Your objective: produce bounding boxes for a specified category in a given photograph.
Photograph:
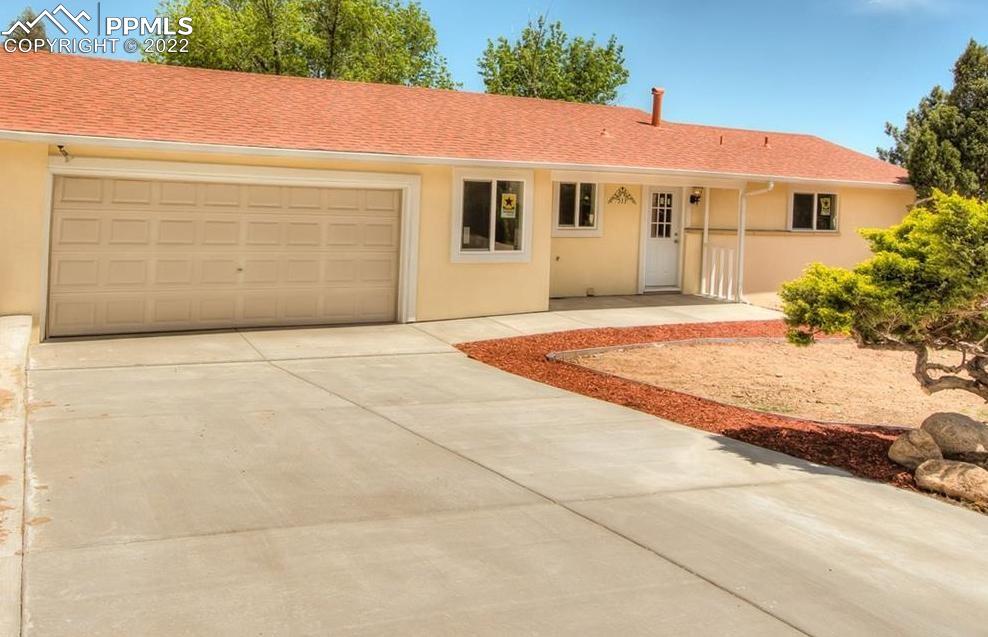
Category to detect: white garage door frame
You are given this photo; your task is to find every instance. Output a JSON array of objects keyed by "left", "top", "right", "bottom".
[{"left": 39, "top": 157, "right": 421, "bottom": 340}]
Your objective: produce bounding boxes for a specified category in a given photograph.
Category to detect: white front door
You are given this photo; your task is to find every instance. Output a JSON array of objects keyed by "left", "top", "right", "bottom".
[{"left": 644, "top": 188, "right": 680, "bottom": 287}]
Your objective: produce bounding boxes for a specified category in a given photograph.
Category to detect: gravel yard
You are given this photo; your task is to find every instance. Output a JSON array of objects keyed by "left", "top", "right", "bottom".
[{"left": 573, "top": 338, "right": 988, "bottom": 428}]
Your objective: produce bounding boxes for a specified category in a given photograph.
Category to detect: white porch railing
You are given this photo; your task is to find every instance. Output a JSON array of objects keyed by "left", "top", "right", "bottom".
[{"left": 701, "top": 245, "right": 736, "bottom": 301}]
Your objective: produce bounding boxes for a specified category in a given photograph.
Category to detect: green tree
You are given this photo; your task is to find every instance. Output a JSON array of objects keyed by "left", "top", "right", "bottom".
[
  {"left": 478, "top": 16, "right": 629, "bottom": 104},
  {"left": 879, "top": 40, "right": 988, "bottom": 198},
  {"left": 146, "top": 0, "right": 454, "bottom": 88},
  {"left": 4, "top": 7, "right": 50, "bottom": 51},
  {"left": 304, "top": 0, "right": 453, "bottom": 86},
  {"left": 781, "top": 192, "right": 988, "bottom": 401}
]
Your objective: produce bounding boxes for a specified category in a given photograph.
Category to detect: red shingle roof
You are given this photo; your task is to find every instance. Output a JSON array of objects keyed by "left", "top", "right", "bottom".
[{"left": 0, "top": 52, "right": 908, "bottom": 185}]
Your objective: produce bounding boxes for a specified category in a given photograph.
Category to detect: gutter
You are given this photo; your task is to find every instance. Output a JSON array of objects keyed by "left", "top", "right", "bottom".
[
  {"left": 736, "top": 181, "right": 775, "bottom": 302},
  {"left": 0, "top": 129, "right": 913, "bottom": 191}
]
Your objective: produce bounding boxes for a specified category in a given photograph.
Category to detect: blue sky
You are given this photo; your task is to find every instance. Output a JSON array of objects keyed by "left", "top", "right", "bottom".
[{"left": 4, "top": 0, "right": 987, "bottom": 155}]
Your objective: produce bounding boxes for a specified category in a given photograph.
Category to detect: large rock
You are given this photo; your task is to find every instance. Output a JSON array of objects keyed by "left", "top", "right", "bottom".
[
  {"left": 920, "top": 412, "right": 988, "bottom": 456},
  {"left": 914, "top": 459, "right": 988, "bottom": 504},
  {"left": 888, "top": 429, "right": 942, "bottom": 470}
]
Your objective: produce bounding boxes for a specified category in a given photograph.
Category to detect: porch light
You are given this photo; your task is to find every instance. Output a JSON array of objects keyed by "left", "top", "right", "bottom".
[{"left": 689, "top": 187, "right": 702, "bottom": 205}]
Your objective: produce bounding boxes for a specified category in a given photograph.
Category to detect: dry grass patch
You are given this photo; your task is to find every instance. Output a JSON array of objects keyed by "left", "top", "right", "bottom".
[{"left": 573, "top": 338, "right": 988, "bottom": 428}]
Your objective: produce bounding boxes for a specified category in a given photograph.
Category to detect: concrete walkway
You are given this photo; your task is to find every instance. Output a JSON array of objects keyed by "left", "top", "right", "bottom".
[{"left": 11, "top": 302, "right": 988, "bottom": 635}]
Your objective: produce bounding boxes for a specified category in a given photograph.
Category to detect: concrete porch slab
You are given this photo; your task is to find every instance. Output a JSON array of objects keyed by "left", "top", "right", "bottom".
[{"left": 551, "top": 307, "right": 700, "bottom": 328}]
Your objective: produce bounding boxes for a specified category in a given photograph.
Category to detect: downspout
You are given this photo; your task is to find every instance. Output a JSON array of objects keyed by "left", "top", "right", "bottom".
[{"left": 736, "top": 181, "right": 774, "bottom": 302}]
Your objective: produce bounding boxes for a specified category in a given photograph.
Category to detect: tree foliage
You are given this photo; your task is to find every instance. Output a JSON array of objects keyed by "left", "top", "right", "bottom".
[
  {"left": 4, "top": 7, "right": 50, "bottom": 51},
  {"left": 146, "top": 0, "right": 455, "bottom": 88},
  {"left": 478, "top": 16, "right": 629, "bottom": 104},
  {"left": 781, "top": 192, "right": 988, "bottom": 401},
  {"left": 879, "top": 40, "right": 988, "bottom": 198}
]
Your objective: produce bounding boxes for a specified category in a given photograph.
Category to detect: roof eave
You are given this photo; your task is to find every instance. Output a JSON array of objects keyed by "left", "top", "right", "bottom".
[{"left": 0, "top": 129, "right": 913, "bottom": 191}]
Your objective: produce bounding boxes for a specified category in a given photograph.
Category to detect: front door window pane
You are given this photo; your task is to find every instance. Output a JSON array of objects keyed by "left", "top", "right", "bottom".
[
  {"left": 494, "top": 180, "right": 523, "bottom": 251},
  {"left": 651, "top": 191, "right": 672, "bottom": 238},
  {"left": 461, "top": 180, "right": 491, "bottom": 250}
]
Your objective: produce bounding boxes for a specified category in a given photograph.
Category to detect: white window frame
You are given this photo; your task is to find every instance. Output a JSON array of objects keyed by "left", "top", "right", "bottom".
[
  {"left": 552, "top": 181, "right": 603, "bottom": 237},
  {"left": 788, "top": 190, "right": 839, "bottom": 232},
  {"left": 451, "top": 168, "right": 534, "bottom": 263}
]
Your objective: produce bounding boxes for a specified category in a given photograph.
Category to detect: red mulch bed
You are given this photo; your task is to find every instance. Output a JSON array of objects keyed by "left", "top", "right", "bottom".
[{"left": 457, "top": 320, "right": 915, "bottom": 490}]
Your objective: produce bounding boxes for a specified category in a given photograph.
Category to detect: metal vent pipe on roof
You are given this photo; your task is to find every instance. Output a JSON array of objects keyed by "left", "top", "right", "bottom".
[{"left": 650, "top": 87, "right": 664, "bottom": 127}]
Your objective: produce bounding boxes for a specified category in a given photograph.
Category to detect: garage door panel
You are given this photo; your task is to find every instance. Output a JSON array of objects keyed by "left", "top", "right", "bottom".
[
  {"left": 364, "top": 220, "right": 400, "bottom": 248},
  {"left": 203, "top": 220, "right": 239, "bottom": 244},
  {"left": 160, "top": 181, "right": 198, "bottom": 206},
  {"left": 110, "top": 179, "right": 153, "bottom": 205},
  {"left": 49, "top": 299, "right": 98, "bottom": 332},
  {"left": 286, "top": 222, "right": 321, "bottom": 245},
  {"left": 105, "top": 298, "right": 146, "bottom": 326},
  {"left": 55, "top": 216, "right": 102, "bottom": 245},
  {"left": 108, "top": 218, "right": 151, "bottom": 244},
  {"left": 357, "top": 288, "right": 398, "bottom": 321},
  {"left": 203, "top": 183, "right": 241, "bottom": 207},
  {"left": 155, "top": 259, "right": 194, "bottom": 285},
  {"left": 105, "top": 259, "right": 148, "bottom": 286},
  {"left": 157, "top": 219, "right": 197, "bottom": 244},
  {"left": 51, "top": 256, "right": 100, "bottom": 288},
  {"left": 58, "top": 177, "right": 103, "bottom": 204},
  {"left": 48, "top": 177, "right": 401, "bottom": 337}
]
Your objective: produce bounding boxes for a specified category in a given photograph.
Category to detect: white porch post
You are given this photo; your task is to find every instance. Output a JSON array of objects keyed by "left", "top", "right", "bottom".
[
  {"left": 734, "top": 181, "right": 775, "bottom": 302},
  {"left": 736, "top": 187, "right": 747, "bottom": 301},
  {"left": 700, "top": 187, "right": 711, "bottom": 295}
]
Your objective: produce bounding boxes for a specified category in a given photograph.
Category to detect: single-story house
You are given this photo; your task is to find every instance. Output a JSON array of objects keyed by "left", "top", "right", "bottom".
[{"left": 0, "top": 52, "right": 913, "bottom": 340}]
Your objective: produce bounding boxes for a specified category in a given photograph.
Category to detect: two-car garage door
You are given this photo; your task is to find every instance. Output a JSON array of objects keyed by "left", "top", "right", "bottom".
[{"left": 47, "top": 175, "right": 401, "bottom": 337}]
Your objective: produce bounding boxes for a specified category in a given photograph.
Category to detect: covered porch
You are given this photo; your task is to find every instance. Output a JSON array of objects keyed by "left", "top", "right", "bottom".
[{"left": 546, "top": 171, "right": 763, "bottom": 307}]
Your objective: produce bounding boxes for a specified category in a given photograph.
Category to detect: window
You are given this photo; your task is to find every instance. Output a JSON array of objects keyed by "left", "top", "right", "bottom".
[
  {"left": 791, "top": 192, "right": 837, "bottom": 231},
  {"left": 453, "top": 171, "right": 531, "bottom": 261},
  {"left": 650, "top": 191, "right": 674, "bottom": 238},
  {"left": 556, "top": 182, "right": 597, "bottom": 229}
]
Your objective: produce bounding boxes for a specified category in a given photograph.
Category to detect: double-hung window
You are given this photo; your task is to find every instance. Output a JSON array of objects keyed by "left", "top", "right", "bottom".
[
  {"left": 453, "top": 171, "right": 531, "bottom": 262},
  {"left": 553, "top": 182, "right": 601, "bottom": 237},
  {"left": 790, "top": 192, "right": 838, "bottom": 231}
]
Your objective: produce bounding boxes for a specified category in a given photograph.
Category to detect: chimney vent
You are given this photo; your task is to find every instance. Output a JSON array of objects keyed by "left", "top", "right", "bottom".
[{"left": 650, "top": 87, "right": 664, "bottom": 127}]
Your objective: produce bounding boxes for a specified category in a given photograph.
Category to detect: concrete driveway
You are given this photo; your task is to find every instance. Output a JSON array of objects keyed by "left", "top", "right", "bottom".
[{"left": 12, "top": 304, "right": 988, "bottom": 636}]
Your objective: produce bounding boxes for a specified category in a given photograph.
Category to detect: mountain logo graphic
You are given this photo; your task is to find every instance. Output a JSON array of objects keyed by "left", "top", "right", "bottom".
[{"left": 2, "top": 4, "right": 92, "bottom": 37}]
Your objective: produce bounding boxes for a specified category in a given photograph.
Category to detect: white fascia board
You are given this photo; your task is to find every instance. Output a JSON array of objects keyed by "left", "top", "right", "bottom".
[{"left": 3, "top": 129, "right": 913, "bottom": 191}]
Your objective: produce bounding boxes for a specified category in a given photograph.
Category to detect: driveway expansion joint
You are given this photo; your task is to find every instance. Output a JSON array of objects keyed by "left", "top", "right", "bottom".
[{"left": 264, "top": 356, "right": 814, "bottom": 636}]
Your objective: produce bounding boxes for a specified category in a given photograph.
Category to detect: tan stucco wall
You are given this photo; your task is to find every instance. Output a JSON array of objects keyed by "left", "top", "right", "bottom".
[
  {"left": 0, "top": 139, "right": 915, "bottom": 333},
  {"left": 0, "top": 141, "right": 49, "bottom": 336},
  {"left": 0, "top": 142, "right": 553, "bottom": 333},
  {"left": 549, "top": 184, "right": 642, "bottom": 297},
  {"left": 682, "top": 183, "right": 916, "bottom": 303}
]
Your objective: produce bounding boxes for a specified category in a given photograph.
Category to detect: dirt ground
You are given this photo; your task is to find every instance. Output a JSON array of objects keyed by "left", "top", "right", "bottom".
[{"left": 574, "top": 338, "right": 988, "bottom": 428}]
